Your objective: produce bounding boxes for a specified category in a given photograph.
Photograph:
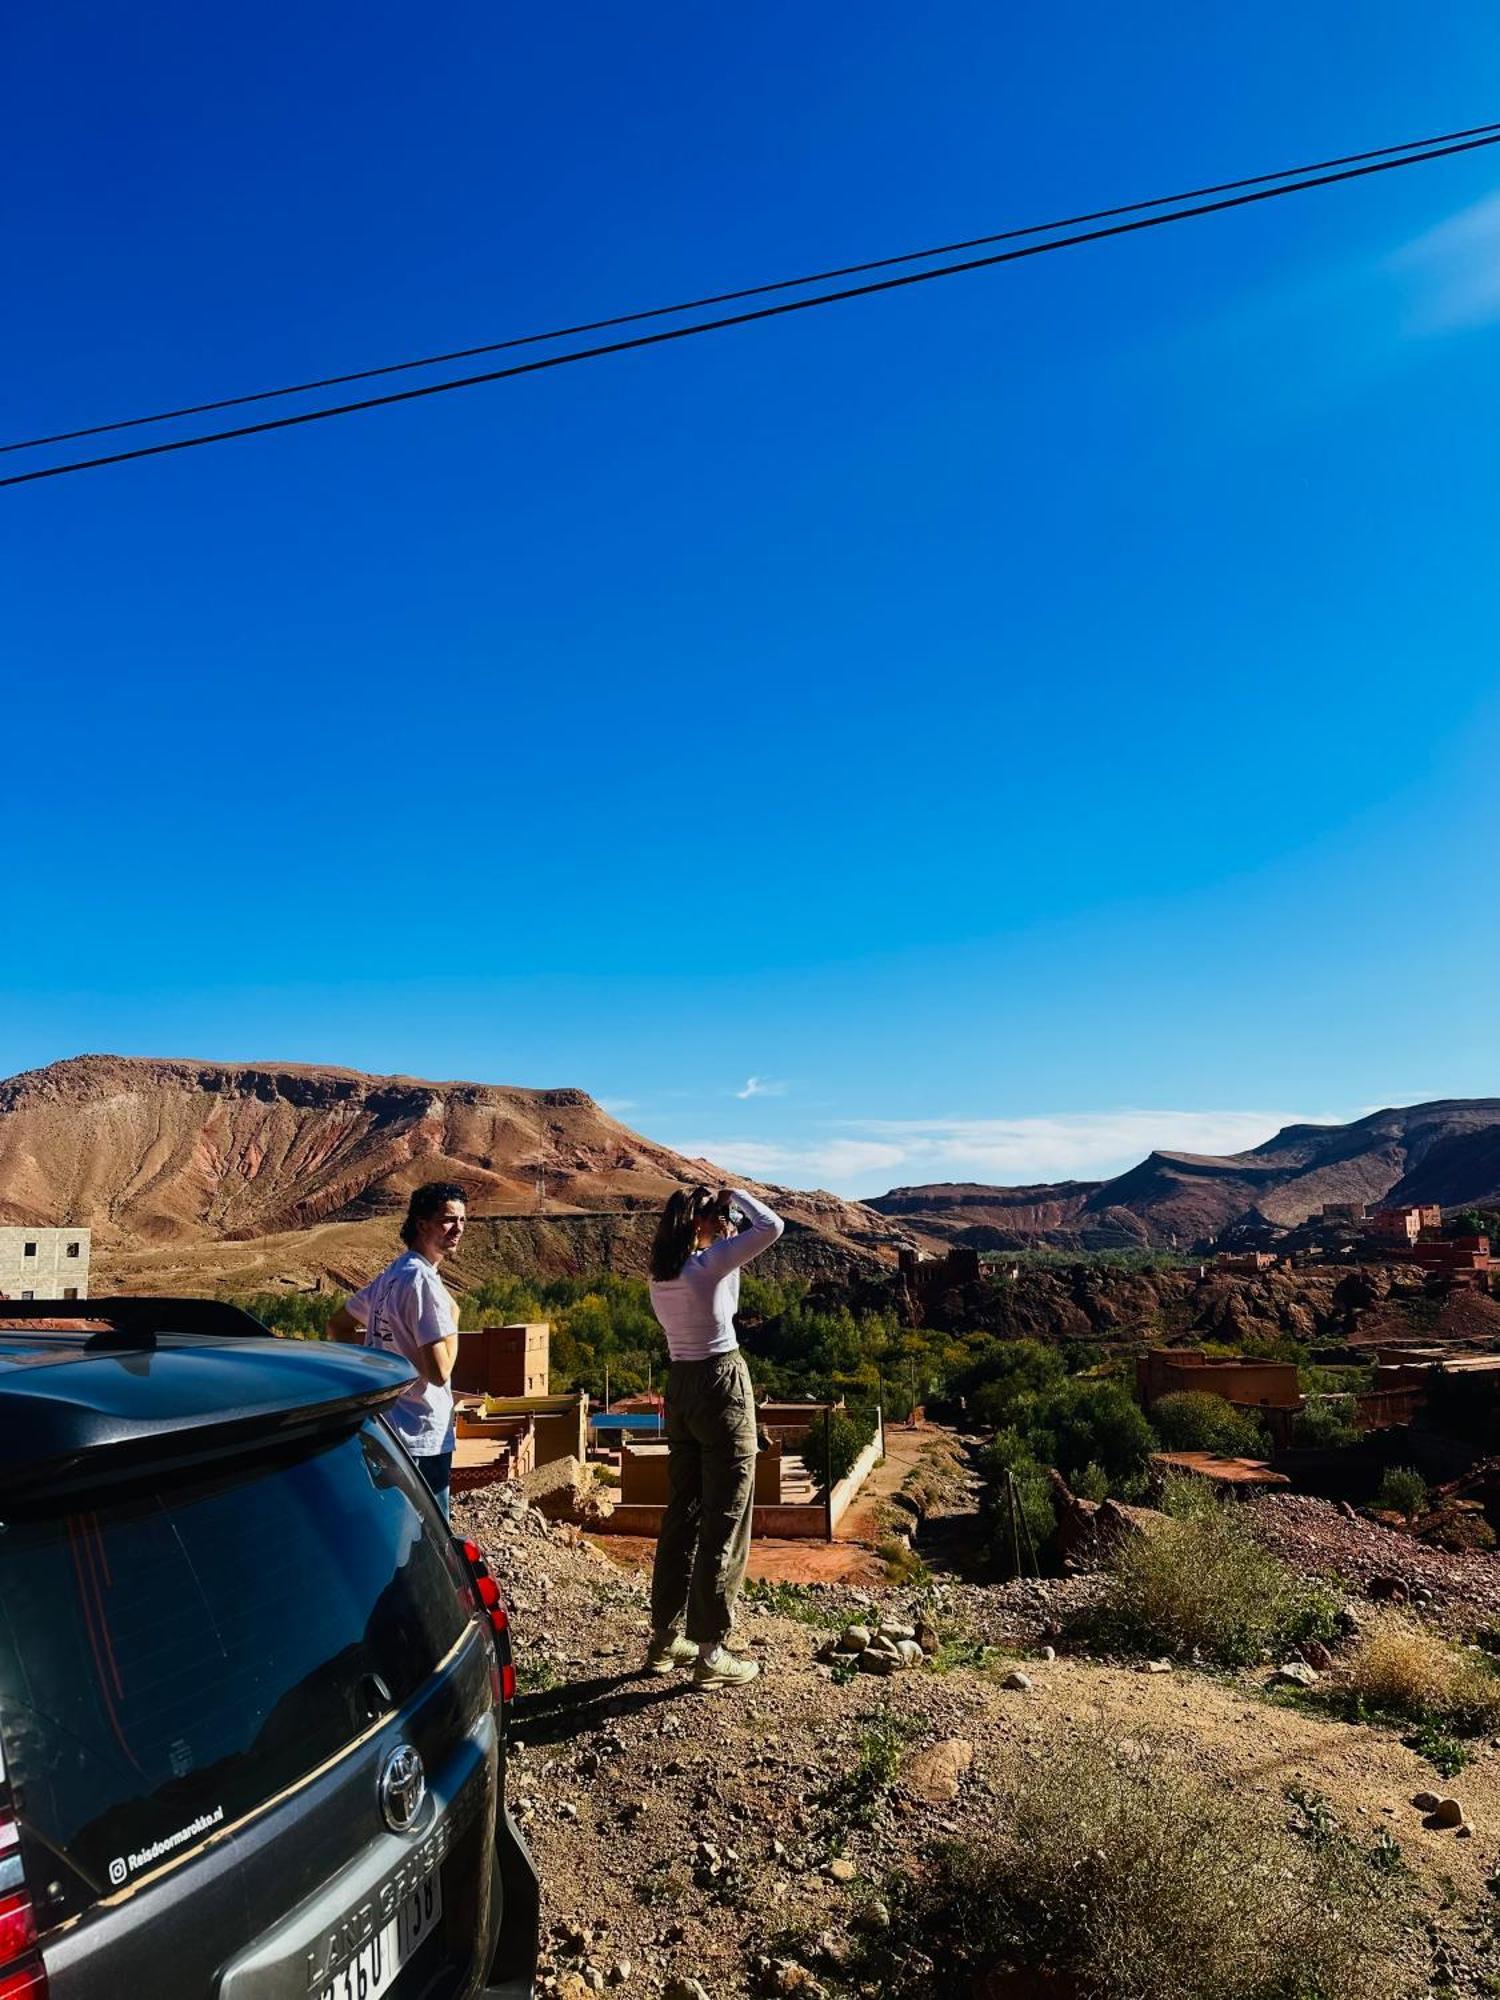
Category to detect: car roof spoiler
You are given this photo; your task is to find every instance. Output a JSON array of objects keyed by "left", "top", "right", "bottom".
[{"left": 0, "top": 1296, "right": 269, "bottom": 1346}]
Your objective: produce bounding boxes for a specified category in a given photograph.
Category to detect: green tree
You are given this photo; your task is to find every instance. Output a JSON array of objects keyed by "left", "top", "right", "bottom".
[
  {"left": 1048, "top": 1381, "right": 1156, "bottom": 1489},
  {"left": 1151, "top": 1390, "right": 1269, "bottom": 1458},
  {"left": 229, "top": 1291, "right": 345, "bottom": 1337}
]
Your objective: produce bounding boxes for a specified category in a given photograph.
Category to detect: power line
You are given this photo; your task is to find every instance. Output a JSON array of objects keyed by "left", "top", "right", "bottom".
[
  {"left": 7, "top": 116, "right": 1499, "bottom": 461},
  {"left": 8, "top": 125, "right": 1499, "bottom": 492}
]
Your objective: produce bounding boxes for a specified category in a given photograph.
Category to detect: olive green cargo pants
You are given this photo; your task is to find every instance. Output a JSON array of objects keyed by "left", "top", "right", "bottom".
[{"left": 649, "top": 1349, "right": 758, "bottom": 1648}]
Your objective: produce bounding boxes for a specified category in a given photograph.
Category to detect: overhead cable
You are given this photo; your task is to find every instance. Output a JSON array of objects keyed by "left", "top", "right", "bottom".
[
  {"left": 7, "top": 124, "right": 1499, "bottom": 490},
  {"left": 7, "top": 115, "right": 1500, "bottom": 461}
]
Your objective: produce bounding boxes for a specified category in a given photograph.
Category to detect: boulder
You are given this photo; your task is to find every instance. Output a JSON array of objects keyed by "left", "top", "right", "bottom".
[
  {"left": 520, "top": 1455, "right": 613, "bottom": 1525},
  {"left": 901, "top": 1738, "right": 974, "bottom": 1805},
  {"left": 1270, "top": 1662, "right": 1319, "bottom": 1689}
]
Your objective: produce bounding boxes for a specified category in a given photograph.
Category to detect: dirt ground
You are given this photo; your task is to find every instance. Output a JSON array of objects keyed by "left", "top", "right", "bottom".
[
  {"left": 597, "top": 1534, "right": 884, "bottom": 1585},
  {"left": 460, "top": 1468, "right": 1500, "bottom": 2000}
]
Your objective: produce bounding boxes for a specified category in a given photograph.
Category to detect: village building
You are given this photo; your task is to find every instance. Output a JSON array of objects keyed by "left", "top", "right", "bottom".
[
  {"left": 452, "top": 1321, "right": 550, "bottom": 1398},
  {"left": 1136, "top": 1347, "right": 1305, "bottom": 1451},
  {"left": 0, "top": 1225, "right": 90, "bottom": 1300},
  {"left": 448, "top": 1322, "right": 589, "bottom": 1496},
  {"left": 599, "top": 1398, "right": 885, "bottom": 1541},
  {"left": 1365, "top": 1204, "right": 1443, "bottom": 1246},
  {"left": 1316, "top": 1202, "right": 1366, "bottom": 1225}
]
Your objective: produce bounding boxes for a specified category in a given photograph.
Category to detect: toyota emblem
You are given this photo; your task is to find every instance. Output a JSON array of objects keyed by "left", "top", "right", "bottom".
[{"left": 378, "top": 1744, "right": 426, "bottom": 1834}]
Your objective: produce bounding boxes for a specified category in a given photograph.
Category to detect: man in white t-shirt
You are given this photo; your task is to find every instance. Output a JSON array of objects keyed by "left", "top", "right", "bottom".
[{"left": 327, "top": 1181, "right": 466, "bottom": 1517}]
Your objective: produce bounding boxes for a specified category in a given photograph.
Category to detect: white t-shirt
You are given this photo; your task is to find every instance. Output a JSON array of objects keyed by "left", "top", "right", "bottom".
[
  {"left": 345, "top": 1250, "right": 457, "bottom": 1455},
  {"left": 648, "top": 1188, "right": 784, "bottom": 1361}
]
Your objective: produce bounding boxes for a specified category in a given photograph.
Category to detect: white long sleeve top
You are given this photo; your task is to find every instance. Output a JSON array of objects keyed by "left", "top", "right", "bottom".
[{"left": 648, "top": 1188, "right": 785, "bottom": 1361}]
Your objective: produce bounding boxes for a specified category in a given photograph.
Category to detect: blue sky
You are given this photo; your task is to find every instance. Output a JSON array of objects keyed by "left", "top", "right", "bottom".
[{"left": 4, "top": 5, "right": 1499, "bottom": 1196}]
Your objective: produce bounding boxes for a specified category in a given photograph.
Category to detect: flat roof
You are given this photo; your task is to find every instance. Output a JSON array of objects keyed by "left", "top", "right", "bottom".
[{"left": 1153, "top": 1450, "right": 1290, "bottom": 1488}]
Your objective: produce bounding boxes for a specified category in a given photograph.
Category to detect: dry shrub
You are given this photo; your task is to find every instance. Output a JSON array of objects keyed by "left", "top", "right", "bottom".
[
  {"left": 1342, "top": 1612, "right": 1500, "bottom": 1731},
  {"left": 875, "top": 1536, "right": 930, "bottom": 1586},
  {"left": 1090, "top": 1493, "right": 1337, "bottom": 1666},
  {"left": 872, "top": 1728, "right": 1409, "bottom": 2000}
]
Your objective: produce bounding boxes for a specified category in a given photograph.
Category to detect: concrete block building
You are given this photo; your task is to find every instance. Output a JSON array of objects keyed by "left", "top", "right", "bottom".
[{"left": 0, "top": 1227, "right": 90, "bottom": 1300}]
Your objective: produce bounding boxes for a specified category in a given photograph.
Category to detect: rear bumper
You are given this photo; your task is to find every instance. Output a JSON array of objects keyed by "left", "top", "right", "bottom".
[{"left": 483, "top": 1806, "right": 540, "bottom": 1998}]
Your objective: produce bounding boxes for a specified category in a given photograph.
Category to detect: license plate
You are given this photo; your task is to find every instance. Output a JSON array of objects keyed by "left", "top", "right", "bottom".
[{"left": 318, "top": 1867, "right": 443, "bottom": 2000}]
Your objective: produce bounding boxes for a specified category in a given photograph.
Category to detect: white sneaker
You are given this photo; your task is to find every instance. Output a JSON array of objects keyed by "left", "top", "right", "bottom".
[
  {"left": 644, "top": 1632, "right": 699, "bottom": 1676},
  {"left": 692, "top": 1646, "right": 761, "bottom": 1692}
]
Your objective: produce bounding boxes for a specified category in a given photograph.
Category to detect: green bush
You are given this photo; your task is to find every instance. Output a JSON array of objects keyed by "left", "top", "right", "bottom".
[
  {"left": 1074, "top": 1459, "right": 1110, "bottom": 1502},
  {"left": 793, "top": 1406, "right": 877, "bottom": 1487},
  {"left": 1091, "top": 1493, "right": 1338, "bottom": 1667},
  {"left": 1292, "top": 1396, "right": 1359, "bottom": 1450},
  {"left": 1151, "top": 1389, "right": 1269, "bottom": 1458},
  {"left": 1375, "top": 1466, "right": 1427, "bottom": 1519},
  {"left": 1156, "top": 1468, "right": 1222, "bottom": 1521},
  {"left": 863, "top": 1727, "right": 1409, "bottom": 1999}
]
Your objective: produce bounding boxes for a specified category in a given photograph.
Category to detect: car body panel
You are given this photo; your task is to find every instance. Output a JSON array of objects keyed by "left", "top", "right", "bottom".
[
  {"left": 0, "top": 1329, "right": 413, "bottom": 1492},
  {"left": 0, "top": 1301, "right": 539, "bottom": 2000}
]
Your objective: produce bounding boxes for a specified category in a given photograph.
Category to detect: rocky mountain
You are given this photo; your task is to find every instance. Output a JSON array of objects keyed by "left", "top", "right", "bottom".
[
  {"left": 0, "top": 1055, "right": 900, "bottom": 1291},
  {"left": 869, "top": 1099, "right": 1500, "bottom": 1250}
]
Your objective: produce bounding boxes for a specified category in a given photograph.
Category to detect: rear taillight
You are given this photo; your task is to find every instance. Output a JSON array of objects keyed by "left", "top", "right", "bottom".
[
  {"left": 0, "top": 1804, "right": 46, "bottom": 1999},
  {"left": 457, "top": 1538, "right": 517, "bottom": 1706}
]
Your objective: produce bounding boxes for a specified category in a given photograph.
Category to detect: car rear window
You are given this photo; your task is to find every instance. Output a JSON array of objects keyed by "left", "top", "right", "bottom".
[{"left": 0, "top": 1418, "right": 469, "bottom": 1919}]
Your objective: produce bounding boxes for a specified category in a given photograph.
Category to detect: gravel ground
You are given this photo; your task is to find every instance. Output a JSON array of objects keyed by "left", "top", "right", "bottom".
[
  {"left": 458, "top": 1481, "right": 1500, "bottom": 2000},
  {"left": 1246, "top": 1493, "right": 1500, "bottom": 1634}
]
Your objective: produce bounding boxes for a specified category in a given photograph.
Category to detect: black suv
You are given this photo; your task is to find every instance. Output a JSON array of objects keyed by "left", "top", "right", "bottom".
[{"left": 0, "top": 1297, "right": 539, "bottom": 2000}]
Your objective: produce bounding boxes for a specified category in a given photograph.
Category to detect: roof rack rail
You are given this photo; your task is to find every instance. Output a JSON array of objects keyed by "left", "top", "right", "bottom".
[{"left": 0, "top": 1297, "right": 270, "bottom": 1342}]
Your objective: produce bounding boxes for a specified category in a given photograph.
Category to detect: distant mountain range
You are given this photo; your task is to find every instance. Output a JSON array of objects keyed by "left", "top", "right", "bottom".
[
  {"left": 3, "top": 1060, "right": 1498, "bottom": 1291},
  {"left": 0, "top": 1055, "right": 898, "bottom": 1293},
  {"left": 866, "top": 1099, "right": 1500, "bottom": 1250}
]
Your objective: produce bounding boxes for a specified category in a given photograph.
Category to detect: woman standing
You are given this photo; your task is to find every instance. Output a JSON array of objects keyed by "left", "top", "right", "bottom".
[{"left": 644, "top": 1184, "right": 783, "bottom": 1691}]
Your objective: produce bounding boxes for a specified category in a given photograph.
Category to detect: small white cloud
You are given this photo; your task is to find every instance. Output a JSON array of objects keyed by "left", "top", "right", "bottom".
[
  {"left": 1391, "top": 190, "right": 1500, "bottom": 335},
  {"left": 735, "top": 1076, "right": 788, "bottom": 1100},
  {"left": 598, "top": 1096, "right": 638, "bottom": 1116}
]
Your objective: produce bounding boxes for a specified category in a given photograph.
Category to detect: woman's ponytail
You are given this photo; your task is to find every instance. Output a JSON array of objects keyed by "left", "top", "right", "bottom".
[{"left": 650, "top": 1184, "right": 723, "bottom": 1281}]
